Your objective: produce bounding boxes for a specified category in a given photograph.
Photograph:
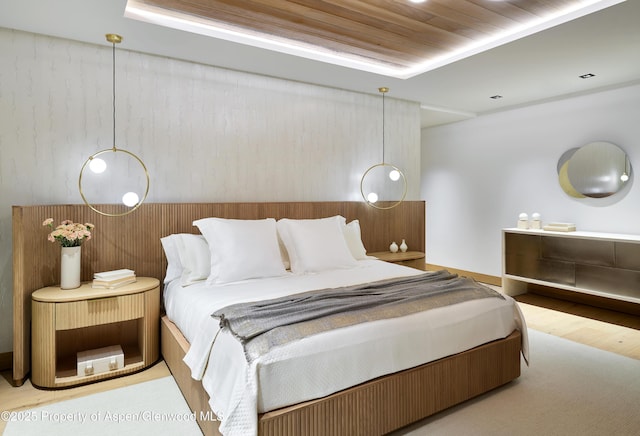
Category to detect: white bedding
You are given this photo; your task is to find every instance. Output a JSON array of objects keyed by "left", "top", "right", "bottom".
[{"left": 164, "top": 259, "right": 528, "bottom": 436}]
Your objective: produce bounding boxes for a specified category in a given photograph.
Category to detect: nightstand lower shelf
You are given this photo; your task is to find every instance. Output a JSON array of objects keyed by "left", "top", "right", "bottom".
[{"left": 54, "top": 334, "right": 144, "bottom": 383}]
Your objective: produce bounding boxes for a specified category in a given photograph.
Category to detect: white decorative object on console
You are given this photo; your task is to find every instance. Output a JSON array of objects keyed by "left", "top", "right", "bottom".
[
  {"left": 542, "top": 222, "right": 576, "bottom": 232},
  {"left": 530, "top": 213, "right": 542, "bottom": 229},
  {"left": 517, "top": 213, "right": 529, "bottom": 229}
]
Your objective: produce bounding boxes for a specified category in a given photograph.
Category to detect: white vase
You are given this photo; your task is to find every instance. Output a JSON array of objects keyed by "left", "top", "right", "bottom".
[
  {"left": 400, "top": 239, "right": 408, "bottom": 252},
  {"left": 389, "top": 241, "right": 399, "bottom": 253},
  {"left": 61, "top": 246, "right": 81, "bottom": 289}
]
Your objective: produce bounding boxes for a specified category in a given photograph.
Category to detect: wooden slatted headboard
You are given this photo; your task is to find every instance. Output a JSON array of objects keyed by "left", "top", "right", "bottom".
[{"left": 12, "top": 201, "right": 425, "bottom": 386}]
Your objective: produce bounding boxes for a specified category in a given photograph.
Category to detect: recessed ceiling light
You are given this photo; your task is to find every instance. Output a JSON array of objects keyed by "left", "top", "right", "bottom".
[
  {"left": 490, "top": 95, "right": 503, "bottom": 100},
  {"left": 408, "top": 0, "right": 427, "bottom": 3},
  {"left": 579, "top": 73, "right": 596, "bottom": 79}
]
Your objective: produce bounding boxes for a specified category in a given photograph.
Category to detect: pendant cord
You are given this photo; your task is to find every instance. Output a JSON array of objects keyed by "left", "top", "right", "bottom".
[
  {"left": 112, "top": 40, "right": 116, "bottom": 152},
  {"left": 378, "top": 87, "right": 388, "bottom": 164},
  {"left": 382, "top": 91, "right": 385, "bottom": 164}
]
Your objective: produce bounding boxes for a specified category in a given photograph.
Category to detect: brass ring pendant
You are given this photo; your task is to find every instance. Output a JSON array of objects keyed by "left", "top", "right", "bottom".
[
  {"left": 360, "top": 162, "right": 407, "bottom": 210},
  {"left": 78, "top": 148, "right": 150, "bottom": 217},
  {"left": 78, "top": 33, "right": 150, "bottom": 217},
  {"left": 361, "top": 87, "right": 406, "bottom": 210}
]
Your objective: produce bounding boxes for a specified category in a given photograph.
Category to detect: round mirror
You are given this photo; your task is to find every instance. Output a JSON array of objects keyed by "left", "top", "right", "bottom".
[{"left": 557, "top": 141, "right": 631, "bottom": 199}]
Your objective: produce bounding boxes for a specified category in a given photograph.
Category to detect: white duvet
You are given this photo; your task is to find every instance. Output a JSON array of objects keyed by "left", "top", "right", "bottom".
[{"left": 164, "top": 260, "right": 528, "bottom": 436}]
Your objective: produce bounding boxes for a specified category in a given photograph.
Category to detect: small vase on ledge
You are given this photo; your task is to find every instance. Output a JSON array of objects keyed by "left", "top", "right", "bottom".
[
  {"left": 60, "top": 246, "right": 81, "bottom": 289},
  {"left": 400, "top": 239, "right": 408, "bottom": 253},
  {"left": 389, "top": 241, "right": 399, "bottom": 253}
]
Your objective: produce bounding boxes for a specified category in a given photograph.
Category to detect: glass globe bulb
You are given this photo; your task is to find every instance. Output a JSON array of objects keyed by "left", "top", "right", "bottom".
[
  {"left": 89, "top": 158, "right": 107, "bottom": 174},
  {"left": 367, "top": 192, "right": 379, "bottom": 204},
  {"left": 389, "top": 169, "right": 400, "bottom": 181},
  {"left": 122, "top": 191, "right": 140, "bottom": 207},
  {"left": 621, "top": 173, "right": 629, "bottom": 182}
]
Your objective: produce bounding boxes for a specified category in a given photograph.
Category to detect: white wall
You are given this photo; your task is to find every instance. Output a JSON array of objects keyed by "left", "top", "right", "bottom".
[
  {"left": 421, "top": 82, "right": 640, "bottom": 277},
  {"left": 0, "top": 28, "right": 421, "bottom": 354}
]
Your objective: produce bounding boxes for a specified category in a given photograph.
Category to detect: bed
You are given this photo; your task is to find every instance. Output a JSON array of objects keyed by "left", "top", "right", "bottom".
[{"left": 12, "top": 201, "right": 526, "bottom": 436}]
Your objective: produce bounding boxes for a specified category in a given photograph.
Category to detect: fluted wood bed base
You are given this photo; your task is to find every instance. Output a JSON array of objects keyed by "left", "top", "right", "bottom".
[{"left": 162, "top": 316, "right": 521, "bottom": 436}]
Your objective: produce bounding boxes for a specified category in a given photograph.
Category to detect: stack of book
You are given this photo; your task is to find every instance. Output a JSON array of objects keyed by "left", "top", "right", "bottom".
[
  {"left": 92, "top": 269, "right": 136, "bottom": 289},
  {"left": 542, "top": 222, "right": 577, "bottom": 232}
]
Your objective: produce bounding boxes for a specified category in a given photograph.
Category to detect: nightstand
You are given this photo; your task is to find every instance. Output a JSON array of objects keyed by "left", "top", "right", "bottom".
[
  {"left": 369, "top": 251, "right": 426, "bottom": 271},
  {"left": 31, "top": 277, "right": 160, "bottom": 388}
]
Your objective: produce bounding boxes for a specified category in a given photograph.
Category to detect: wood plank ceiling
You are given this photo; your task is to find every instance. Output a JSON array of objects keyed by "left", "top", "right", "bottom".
[{"left": 128, "top": 0, "right": 583, "bottom": 70}]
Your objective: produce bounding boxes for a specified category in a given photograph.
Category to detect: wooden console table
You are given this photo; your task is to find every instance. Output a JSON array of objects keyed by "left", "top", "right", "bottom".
[{"left": 502, "top": 228, "right": 640, "bottom": 312}]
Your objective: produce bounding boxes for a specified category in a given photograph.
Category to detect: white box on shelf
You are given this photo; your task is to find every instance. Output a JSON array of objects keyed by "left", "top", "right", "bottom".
[{"left": 77, "top": 345, "right": 124, "bottom": 377}]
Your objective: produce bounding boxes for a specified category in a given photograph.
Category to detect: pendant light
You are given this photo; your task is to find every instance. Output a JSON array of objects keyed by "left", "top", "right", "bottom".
[
  {"left": 78, "top": 33, "right": 150, "bottom": 216},
  {"left": 360, "top": 87, "right": 407, "bottom": 210}
]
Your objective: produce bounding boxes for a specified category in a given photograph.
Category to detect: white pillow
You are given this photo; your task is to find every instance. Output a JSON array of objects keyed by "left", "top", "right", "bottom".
[
  {"left": 193, "top": 218, "right": 287, "bottom": 285},
  {"left": 343, "top": 220, "right": 368, "bottom": 260},
  {"left": 277, "top": 216, "right": 357, "bottom": 274},
  {"left": 174, "top": 234, "right": 211, "bottom": 286},
  {"left": 160, "top": 234, "right": 183, "bottom": 284}
]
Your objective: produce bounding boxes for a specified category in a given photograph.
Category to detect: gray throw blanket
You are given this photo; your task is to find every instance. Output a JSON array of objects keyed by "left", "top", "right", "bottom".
[{"left": 212, "top": 270, "right": 504, "bottom": 362}]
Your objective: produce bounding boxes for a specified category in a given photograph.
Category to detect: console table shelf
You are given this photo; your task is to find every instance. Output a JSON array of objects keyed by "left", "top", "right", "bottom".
[{"left": 502, "top": 228, "right": 640, "bottom": 307}]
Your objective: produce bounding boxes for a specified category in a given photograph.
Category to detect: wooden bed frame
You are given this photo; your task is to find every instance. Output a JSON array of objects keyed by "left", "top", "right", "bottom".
[
  {"left": 13, "top": 201, "right": 522, "bottom": 435},
  {"left": 162, "top": 317, "right": 521, "bottom": 435}
]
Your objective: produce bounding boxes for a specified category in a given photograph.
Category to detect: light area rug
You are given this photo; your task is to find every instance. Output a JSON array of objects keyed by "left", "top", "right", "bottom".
[
  {"left": 392, "top": 329, "right": 640, "bottom": 436},
  {"left": 5, "top": 330, "right": 640, "bottom": 436},
  {"left": 3, "top": 376, "right": 203, "bottom": 436}
]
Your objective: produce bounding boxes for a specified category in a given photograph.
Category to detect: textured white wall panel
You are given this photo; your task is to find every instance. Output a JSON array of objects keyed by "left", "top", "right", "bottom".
[{"left": 0, "top": 28, "right": 420, "bottom": 352}]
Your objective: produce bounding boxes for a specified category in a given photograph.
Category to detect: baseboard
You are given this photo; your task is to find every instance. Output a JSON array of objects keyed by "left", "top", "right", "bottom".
[
  {"left": 425, "top": 264, "right": 501, "bottom": 286},
  {"left": 0, "top": 351, "right": 12, "bottom": 372}
]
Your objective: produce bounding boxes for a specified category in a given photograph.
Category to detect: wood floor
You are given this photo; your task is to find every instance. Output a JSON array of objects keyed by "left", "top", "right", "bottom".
[
  {"left": 1, "top": 291, "right": 639, "bottom": 434},
  {"left": 514, "top": 292, "right": 640, "bottom": 360}
]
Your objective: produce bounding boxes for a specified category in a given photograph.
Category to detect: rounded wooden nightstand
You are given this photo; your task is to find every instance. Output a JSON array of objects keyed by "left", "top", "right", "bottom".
[
  {"left": 31, "top": 277, "right": 160, "bottom": 388},
  {"left": 369, "top": 251, "right": 426, "bottom": 271}
]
